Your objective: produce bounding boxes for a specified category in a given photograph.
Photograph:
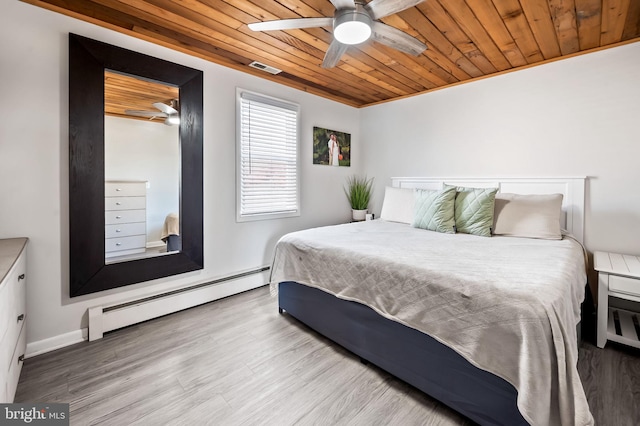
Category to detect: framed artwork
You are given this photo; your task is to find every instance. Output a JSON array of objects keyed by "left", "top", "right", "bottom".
[{"left": 313, "top": 126, "right": 351, "bottom": 167}]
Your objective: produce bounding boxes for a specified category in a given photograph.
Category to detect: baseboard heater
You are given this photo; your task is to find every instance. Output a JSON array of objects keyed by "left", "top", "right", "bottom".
[{"left": 88, "top": 266, "right": 270, "bottom": 341}]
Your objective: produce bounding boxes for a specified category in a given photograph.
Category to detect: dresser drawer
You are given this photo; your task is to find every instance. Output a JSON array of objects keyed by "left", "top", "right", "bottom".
[
  {"left": 105, "top": 182, "right": 146, "bottom": 197},
  {"left": 0, "top": 332, "right": 10, "bottom": 394},
  {"left": 105, "top": 223, "right": 146, "bottom": 239},
  {"left": 105, "top": 235, "right": 146, "bottom": 254},
  {"left": 609, "top": 275, "right": 640, "bottom": 297},
  {"left": 105, "top": 209, "right": 146, "bottom": 225},
  {"left": 105, "top": 196, "right": 146, "bottom": 211},
  {"left": 6, "top": 322, "right": 26, "bottom": 403},
  {"left": 0, "top": 250, "right": 26, "bottom": 353},
  {"left": 0, "top": 280, "right": 10, "bottom": 345},
  {"left": 5, "top": 274, "right": 26, "bottom": 368},
  {"left": 0, "top": 310, "right": 25, "bottom": 379}
]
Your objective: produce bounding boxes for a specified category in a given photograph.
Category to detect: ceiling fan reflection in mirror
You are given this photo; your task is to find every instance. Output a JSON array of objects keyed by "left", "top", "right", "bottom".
[
  {"left": 248, "top": 0, "right": 427, "bottom": 69},
  {"left": 125, "top": 99, "right": 180, "bottom": 126}
]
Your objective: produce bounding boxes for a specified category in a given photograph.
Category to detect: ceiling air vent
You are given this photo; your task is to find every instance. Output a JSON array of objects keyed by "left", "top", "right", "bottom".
[{"left": 248, "top": 61, "right": 282, "bottom": 75}]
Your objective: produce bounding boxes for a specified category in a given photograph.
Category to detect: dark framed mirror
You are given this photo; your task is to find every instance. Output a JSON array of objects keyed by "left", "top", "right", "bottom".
[{"left": 69, "top": 33, "right": 203, "bottom": 297}]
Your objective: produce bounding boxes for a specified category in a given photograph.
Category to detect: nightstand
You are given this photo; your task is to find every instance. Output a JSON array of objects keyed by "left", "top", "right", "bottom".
[{"left": 594, "top": 251, "right": 640, "bottom": 349}]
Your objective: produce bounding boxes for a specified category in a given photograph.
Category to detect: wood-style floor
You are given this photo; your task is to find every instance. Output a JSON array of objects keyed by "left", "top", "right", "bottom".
[{"left": 16, "top": 286, "right": 640, "bottom": 425}]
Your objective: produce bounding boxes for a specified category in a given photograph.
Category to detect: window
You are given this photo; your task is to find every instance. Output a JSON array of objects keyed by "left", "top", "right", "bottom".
[{"left": 237, "top": 89, "right": 300, "bottom": 221}]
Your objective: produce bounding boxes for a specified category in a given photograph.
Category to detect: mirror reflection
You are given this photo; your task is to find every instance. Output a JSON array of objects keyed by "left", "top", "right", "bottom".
[{"left": 104, "top": 71, "right": 181, "bottom": 263}]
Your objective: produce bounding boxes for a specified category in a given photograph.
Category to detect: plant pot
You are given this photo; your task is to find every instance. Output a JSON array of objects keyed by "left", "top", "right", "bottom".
[{"left": 352, "top": 209, "right": 367, "bottom": 222}]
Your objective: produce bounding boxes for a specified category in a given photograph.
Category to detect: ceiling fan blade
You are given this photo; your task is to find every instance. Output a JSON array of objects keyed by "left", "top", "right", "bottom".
[
  {"left": 329, "top": 0, "right": 356, "bottom": 10},
  {"left": 248, "top": 17, "right": 333, "bottom": 32},
  {"left": 365, "top": 0, "right": 425, "bottom": 20},
  {"left": 321, "top": 39, "right": 349, "bottom": 69},
  {"left": 124, "top": 110, "right": 168, "bottom": 118},
  {"left": 371, "top": 22, "right": 427, "bottom": 56},
  {"left": 152, "top": 102, "right": 178, "bottom": 115}
]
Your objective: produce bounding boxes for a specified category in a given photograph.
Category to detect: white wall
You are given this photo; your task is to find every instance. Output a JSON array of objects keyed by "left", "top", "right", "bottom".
[
  {"left": 105, "top": 116, "right": 179, "bottom": 244},
  {"left": 0, "top": 2, "right": 361, "bottom": 349},
  {"left": 361, "top": 42, "right": 640, "bottom": 256}
]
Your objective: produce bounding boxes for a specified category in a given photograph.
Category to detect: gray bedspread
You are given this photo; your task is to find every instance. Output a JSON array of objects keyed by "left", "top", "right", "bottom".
[{"left": 270, "top": 220, "right": 593, "bottom": 426}]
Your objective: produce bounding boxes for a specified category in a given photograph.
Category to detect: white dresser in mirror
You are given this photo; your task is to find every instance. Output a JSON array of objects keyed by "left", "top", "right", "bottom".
[
  {"left": 105, "top": 181, "right": 147, "bottom": 260},
  {"left": 0, "top": 238, "right": 27, "bottom": 403}
]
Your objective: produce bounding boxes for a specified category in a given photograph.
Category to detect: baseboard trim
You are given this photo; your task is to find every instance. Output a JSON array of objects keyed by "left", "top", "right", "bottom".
[
  {"left": 27, "top": 270, "right": 269, "bottom": 357},
  {"left": 26, "top": 328, "right": 88, "bottom": 359},
  {"left": 93, "top": 269, "right": 269, "bottom": 339},
  {"left": 146, "top": 240, "right": 165, "bottom": 249}
]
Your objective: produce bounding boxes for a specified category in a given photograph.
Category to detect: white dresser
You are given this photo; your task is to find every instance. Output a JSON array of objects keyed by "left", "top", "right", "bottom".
[
  {"left": 0, "top": 238, "right": 28, "bottom": 403},
  {"left": 105, "top": 181, "right": 147, "bottom": 259}
]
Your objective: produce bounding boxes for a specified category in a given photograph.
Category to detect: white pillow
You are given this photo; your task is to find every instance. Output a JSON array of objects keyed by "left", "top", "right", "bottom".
[
  {"left": 493, "top": 193, "right": 563, "bottom": 240},
  {"left": 380, "top": 186, "right": 415, "bottom": 224}
]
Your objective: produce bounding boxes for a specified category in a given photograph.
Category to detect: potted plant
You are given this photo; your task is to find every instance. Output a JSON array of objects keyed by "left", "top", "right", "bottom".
[{"left": 344, "top": 175, "right": 374, "bottom": 221}]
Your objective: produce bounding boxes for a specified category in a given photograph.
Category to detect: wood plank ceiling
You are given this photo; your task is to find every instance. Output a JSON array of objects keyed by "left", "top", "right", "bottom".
[
  {"left": 105, "top": 71, "right": 179, "bottom": 123},
  {"left": 24, "top": 0, "right": 640, "bottom": 107}
]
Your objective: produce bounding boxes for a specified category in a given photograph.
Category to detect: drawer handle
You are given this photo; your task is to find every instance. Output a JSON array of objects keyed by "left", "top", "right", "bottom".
[
  {"left": 116, "top": 229, "right": 122, "bottom": 233},
  {"left": 116, "top": 243, "right": 122, "bottom": 246},
  {"left": 18, "top": 355, "right": 24, "bottom": 364},
  {"left": 17, "top": 314, "right": 24, "bottom": 322},
  {"left": 116, "top": 202, "right": 122, "bottom": 205},
  {"left": 18, "top": 274, "right": 25, "bottom": 281},
  {"left": 116, "top": 188, "right": 122, "bottom": 191},
  {"left": 116, "top": 216, "right": 122, "bottom": 219}
]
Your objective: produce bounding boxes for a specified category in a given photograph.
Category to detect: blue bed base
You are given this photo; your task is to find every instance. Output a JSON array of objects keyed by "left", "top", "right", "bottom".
[{"left": 278, "top": 281, "right": 529, "bottom": 426}]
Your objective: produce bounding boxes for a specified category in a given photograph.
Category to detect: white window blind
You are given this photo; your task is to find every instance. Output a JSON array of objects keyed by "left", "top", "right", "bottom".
[{"left": 237, "top": 90, "right": 299, "bottom": 220}]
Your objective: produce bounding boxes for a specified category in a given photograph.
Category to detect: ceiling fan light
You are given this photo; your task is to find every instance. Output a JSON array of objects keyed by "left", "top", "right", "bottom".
[
  {"left": 334, "top": 21, "right": 371, "bottom": 45},
  {"left": 333, "top": 8, "right": 372, "bottom": 45},
  {"left": 167, "top": 115, "right": 180, "bottom": 125}
]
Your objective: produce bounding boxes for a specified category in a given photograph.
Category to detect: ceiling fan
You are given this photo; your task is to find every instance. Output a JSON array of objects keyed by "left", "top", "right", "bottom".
[
  {"left": 248, "top": 0, "right": 427, "bottom": 69},
  {"left": 125, "top": 100, "right": 180, "bottom": 126}
]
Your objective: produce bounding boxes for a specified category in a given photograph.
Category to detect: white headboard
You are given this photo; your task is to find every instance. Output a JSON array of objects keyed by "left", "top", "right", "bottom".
[{"left": 391, "top": 177, "right": 586, "bottom": 244}]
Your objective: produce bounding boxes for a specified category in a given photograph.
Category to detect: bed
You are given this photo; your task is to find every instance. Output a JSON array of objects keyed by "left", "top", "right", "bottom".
[
  {"left": 270, "top": 177, "right": 593, "bottom": 426},
  {"left": 161, "top": 212, "right": 181, "bottom": 252}
]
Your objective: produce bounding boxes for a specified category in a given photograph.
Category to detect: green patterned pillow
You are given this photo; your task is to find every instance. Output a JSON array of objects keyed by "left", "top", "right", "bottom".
[
  {"left": 412, "top": 186, "right": 456, "bottom": 233},
  {"left": 454, "top": 187, "right": 498, "bottom": 237}
]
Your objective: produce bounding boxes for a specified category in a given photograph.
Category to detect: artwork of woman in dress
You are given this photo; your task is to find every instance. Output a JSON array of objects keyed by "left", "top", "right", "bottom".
[
  {"left": 328, "top": 133, "right": 339, "bottom": 166},
  {"left": 313, "top": 127, "right": 351, "bottom": 167}
]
